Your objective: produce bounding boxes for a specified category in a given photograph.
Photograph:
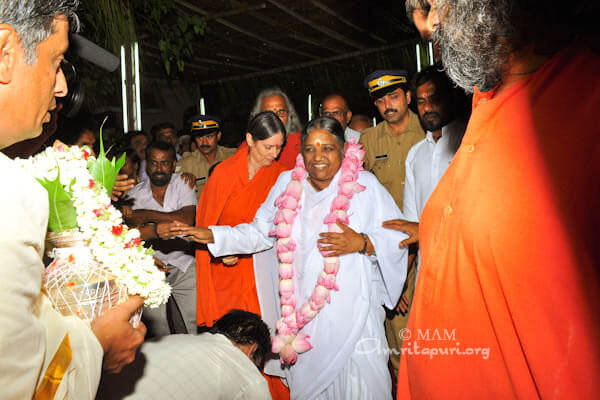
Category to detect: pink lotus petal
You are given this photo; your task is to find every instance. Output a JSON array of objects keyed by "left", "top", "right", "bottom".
[
  {"left": 323, "top": 257, "right": 340, "bottom": 274},
  {"left": 328, "top": 223, "right": 344, "bottom": 233},
  {"left": 272, "top": 335, "right": 286, "bottom": 353},
  {"left": 275, "top": 223, "right": 292, "bottom": 238},
  {"left": 280, "top": 279, "right": 294, "bottom": 297},
  {"left": 323, "top": 213, "right": 338, "bottom": 224},
  {"left": 317, "top": 272, "right": 339, "bottom": 291},
  {"left": 278, "top": 251, "right": 293, "bottom": 264},
  {"left": 286, "top": 180, "right": 303, "bottom": 200},
  {"left": 280, "top": 344, "right": 298, "bottom": 365},
  {"left": 311, "top": 285, "right": 331, "bottom": 304},
  {"left": 280, "top": 294, "right": 296, "bottom": 307},
  {"left": 282, "top": 314, "right": 298, "bottom": 331},
  {"left": 276, "top": 319, "right": 295, "bottom": 335},
  {"left": 281, "top": 304, "right": 295, "bottom": 317},
  {"left": 279, "top": 263, "right": 294, "bottom": 279},
  {"left": 299, "top": 303, "right": 319, "bottom": 322},
  {"left": 331, "top": 195, "right": 350, "bottom": 211},
  {"left": 278, "top": 196, "right": 298, "bottom": 210},
  {"left": 292, "top": 334, "right": 313, "bottom": 354},
  {"left": 308, "top": 298, "right": 325, "bottom": 311}
]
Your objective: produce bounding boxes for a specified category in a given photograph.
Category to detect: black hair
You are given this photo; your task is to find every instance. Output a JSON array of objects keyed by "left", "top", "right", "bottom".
[
  {"left": 412, "top": 65, "right": 454, "bottom": 103},
  {"left": 150, "top": 122, "right": 177, "bottom": 140},
  {"left": 301, "top": 116, "right": 345, "bottom": 148},
  {"left": 210, "top": 310, "right": 271, "bottom": 367},
  {"left": 247, "top": 111, "right": 286, "bottom": 141},
  {"left": 55, "top": 113, "right": 98, "bottom": 146},
  {"left": 145, "top": 140, "right": 176, "bottom": 162},
  {"left": 126, "top": 130, "right": 149, "bottom": 144}
]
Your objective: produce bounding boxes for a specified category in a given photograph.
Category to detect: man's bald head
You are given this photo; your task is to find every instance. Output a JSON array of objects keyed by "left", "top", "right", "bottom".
[{"left": 320, "top": 94, "right": 352, "bottom": 130}]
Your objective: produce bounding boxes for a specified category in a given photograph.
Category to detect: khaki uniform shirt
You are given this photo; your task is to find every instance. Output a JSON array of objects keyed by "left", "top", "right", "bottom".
[
  {"left": 177, "top": 145, "right": 236, "bottom": 198},
  {"left": 359, "top": 111, "right": 425, "bottom": 209}
]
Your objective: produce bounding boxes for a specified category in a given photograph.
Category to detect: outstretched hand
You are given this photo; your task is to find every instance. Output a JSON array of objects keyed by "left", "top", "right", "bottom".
[
  {"left": 382, "top": 219, "right": 419, "bottom": 248},
  {"left": 111, "top": 174, "right": 136, "bottom": 201},
  {"left": 168, "top": 221, "right": 214, "bottom": 244},
  {"left": 317, "top": 221, "right": 365, "bottom": 257},
  {"left": 91, "top": 296, "right": 146, "bottom": 373}
]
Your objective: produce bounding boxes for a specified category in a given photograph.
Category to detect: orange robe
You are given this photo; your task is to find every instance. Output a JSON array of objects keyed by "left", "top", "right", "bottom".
[
  {"left": 277, "top": 131, "right": 302, "bottom": 169},
  {"left": 398, "top": 47, "right": 600, "bottom": 398},
  {"left": 195, "top": 147, "right": 289, "bottom": 399}
]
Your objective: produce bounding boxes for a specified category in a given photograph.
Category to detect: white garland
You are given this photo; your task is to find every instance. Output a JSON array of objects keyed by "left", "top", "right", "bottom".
[{"left": 15, "top": 143, "right": 170, "bottom": 307}]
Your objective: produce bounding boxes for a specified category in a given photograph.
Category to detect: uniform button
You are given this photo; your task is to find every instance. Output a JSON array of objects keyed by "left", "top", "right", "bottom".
[
  {"left": 466, "top": 144, "right": 475, "bottom": 153},
  {"left": 444, "top": 205, "right": 453, "bottom": 217}
]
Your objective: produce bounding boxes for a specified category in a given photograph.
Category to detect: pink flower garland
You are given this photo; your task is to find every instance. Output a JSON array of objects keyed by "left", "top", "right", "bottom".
[{"left": 271, "top": 139, "right": 366, "bottom": 365}]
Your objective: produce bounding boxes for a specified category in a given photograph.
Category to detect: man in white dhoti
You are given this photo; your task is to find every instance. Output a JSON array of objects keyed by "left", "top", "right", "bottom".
[
  {"left": 0, "top": 2, "right": 145, "bottom": 398},
  {"left": 171, "top": 116, "right": 408, "bottom": 399}
]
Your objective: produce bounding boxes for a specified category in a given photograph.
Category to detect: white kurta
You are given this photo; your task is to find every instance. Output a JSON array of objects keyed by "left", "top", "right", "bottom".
[
  {"left": 209, "top": 169, "right": 408, "bottom": 400},
  {"left": 403, "top": 119, "right": 466, "bottom": 222},
  {"left": 0, "top": 153, "right": 103, "bottom": 399}
]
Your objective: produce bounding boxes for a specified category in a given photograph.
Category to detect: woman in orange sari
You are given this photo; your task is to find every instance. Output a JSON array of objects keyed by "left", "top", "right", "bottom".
[{"left": 195, "top": 111, "right": 289, "bottom": 399}]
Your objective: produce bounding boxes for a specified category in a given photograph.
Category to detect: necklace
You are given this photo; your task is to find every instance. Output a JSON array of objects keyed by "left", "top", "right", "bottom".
[{"left": 271, "top": 139, "right": 366, "bottom": 365}]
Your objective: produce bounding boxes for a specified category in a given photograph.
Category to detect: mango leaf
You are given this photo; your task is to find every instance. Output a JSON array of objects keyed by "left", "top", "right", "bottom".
[
  {"left": 88, "top": 116, "right": 126, "bottom": 197},
  {"left": 37, "top": 172, "right": 78, "bottom": 232}
]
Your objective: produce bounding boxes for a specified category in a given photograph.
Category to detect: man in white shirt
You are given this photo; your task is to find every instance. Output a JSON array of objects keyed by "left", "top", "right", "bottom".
[
  {"left": 0, "top": 2, "right": 145, "bottom": 398},
  {"left": 320, "top": 93, "right": 362, "bottom": 143},
  {"left": 96, "top": 310, "right": 272, "bottom": 400},
  {"left": 384, "top": 66, "right": 466, "bottom": 282},
  {"left": 404, "top": 66, "right": 466, "bottom": 223},
  {"left": 124, "top": 141, "right": 198, "bottom": 336}
]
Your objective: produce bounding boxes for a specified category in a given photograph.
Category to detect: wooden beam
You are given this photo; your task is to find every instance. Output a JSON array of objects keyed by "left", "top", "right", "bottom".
[
  {"left": 287, "top": 32, "right": 343, "bottom": 54},
  {"left": 174, "top": 0, "right": 320, "bottom": 60},
  {"left": 246, "top": 8, "right": 344, "bottom": 54},
  {"left": 201, "top": 38, "right": 418, "bottom": 85},
  {"left": 206, "top": 3, "right": 267, "bottom": 20},
  {"left": 310, "top": 0, "right": 387, "bottom": 44},
  {"left": 266, "top": 0, "right": 365, "bottom": 50},
  {"left": 141, "top": 44, "right": 261, "bottom": 72}
]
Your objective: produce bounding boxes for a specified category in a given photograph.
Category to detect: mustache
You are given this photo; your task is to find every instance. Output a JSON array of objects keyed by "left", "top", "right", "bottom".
[
  {"left": 423, "top": 112, "right": 441, "bottom": 119},
  {"left": 384, "top": 108, "right": 398, "bottom": 115},
  {"left": 199, "top": 145, "right": 212, "bottom": 149}
]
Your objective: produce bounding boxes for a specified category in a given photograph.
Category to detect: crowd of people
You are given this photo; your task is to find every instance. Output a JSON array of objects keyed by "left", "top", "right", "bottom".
[{"left": 0, "top": 0, "right": 598, "bottom": 399}]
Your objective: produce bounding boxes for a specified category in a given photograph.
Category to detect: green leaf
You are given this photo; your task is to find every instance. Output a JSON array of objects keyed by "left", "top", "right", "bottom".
[
  {"left": 177, "top": 17, "right": 188, "bottom": 34},
  {"left": 87, "top": 116, "right": 125, "bottom": 196},
  {"left": 37, "top": 173, "right": 78, "bottom": 232}
]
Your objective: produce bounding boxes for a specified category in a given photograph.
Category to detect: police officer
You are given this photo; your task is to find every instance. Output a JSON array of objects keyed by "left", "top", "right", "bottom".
[
  {"left": 177, "top": 115, "right": 236, "bottom": 198},
  {"left": 359, "top": 70, "right": 424, "bottom": 379},
  {"left": 359, "top": 70, "right": 425, "bottom": 209}
]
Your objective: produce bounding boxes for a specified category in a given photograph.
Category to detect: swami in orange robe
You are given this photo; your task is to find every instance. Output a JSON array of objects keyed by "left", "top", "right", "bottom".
[
  {"left": 195, "top": 144, "right": 289, "bottom": 399},
  {"left": 397, "top": 47, "right": 600, "bottom": 398}
]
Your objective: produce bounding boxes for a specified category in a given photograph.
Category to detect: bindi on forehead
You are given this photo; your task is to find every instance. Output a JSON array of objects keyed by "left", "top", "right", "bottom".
[{"left": 315, "top": 140, "right": 321, "bottom": 147}]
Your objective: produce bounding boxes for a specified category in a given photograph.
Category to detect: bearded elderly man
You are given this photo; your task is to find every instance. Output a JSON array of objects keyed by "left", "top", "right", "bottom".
[
  {"left": 248, "top": 87, "right": 304, "bottom": 169},
  {"left": 397, "top": 0, "right": 600, "bottom": 398},
  {"left": 0, "top": 1, "right": 145, "bottom": 398},
  {"left": 170, "top": 117, "right": 409, "bottom": 400}
]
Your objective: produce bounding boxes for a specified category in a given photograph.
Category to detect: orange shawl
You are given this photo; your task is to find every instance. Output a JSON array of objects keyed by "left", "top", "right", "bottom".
[{"left": 195, "top": 147, "right": 286, "bottom": 327}]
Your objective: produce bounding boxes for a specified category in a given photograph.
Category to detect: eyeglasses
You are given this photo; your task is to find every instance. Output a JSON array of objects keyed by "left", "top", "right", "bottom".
[
  {"left": 321, "top": 111, "right": 346, "bottom": 119},
  {"left": 268, "top": 109, "right": 288, "bottom": 117}
]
